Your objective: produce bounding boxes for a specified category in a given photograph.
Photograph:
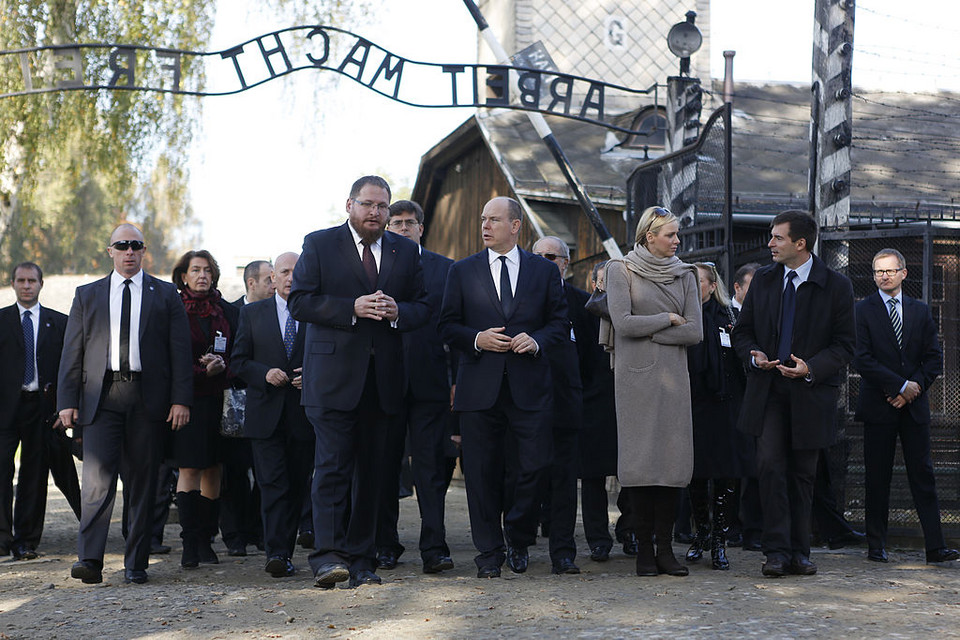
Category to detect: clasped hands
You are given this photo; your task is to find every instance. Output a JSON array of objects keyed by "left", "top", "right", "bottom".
[
  {"left": 887, "top": 380, "right": 921, "bottom": 409},
  {"left": 751, "top": 350, "right": 810, "bottom": 379},
  {"left": 477, "top": 327, "right": 537, "bottom": 354},
  {"left": 199, "top": 352, "right": 225, "bottom": 377},
  {"left": 266, "top": 367, "right": 303, "bottom": 389},
  {"left": 355, "top": 290, "right": 398, "bottom": 322}
]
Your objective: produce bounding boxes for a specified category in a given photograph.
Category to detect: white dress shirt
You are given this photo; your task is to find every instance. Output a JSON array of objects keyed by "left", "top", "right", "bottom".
[
  {"left": 17, "top": 301, "right": 40, "bottom": 391},
  {"left": 347, "top": 222, "right": 383, "bottom": 270},
  {"left": 487, "top": 246, "right": 520, "bottom": 299},
  {"left": 109, "top": 269, "right": 143, "bottom": 372}
]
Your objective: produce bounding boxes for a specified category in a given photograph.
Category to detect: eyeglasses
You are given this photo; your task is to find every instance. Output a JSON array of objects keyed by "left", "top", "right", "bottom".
[
  {"left": 352, "top": 199, "right": 390, "bottom": 213},
  {"left": 110, "top": 240, "right": 145, "bottom": 251},
  {"left": 387, "top": 219, "right": 420, "bottom": 229},
  {"left": 536, "top": 252, "right": 567, "bottom": 262},
  {"left": 653, "top": 207, "right": 671, "bottom": 217},
  {"left": 874, "top": 268, "right": 903, "bottom": 277}
]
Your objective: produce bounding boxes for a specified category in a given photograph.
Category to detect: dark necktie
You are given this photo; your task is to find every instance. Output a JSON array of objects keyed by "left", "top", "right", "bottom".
[
  {"left": 283, "top": 309, "right": 296, "bottom": 360},
  {"left": 888, "top": 298, "right": 903, "bottom": 348},
  {"left": 361, "top": 241, "right": 378, "bottom": 290},
  {"left": 499, "top": 255, "right": 513, "bottom": 317},
  {"left": 22, "top": 310, "right": 34, "bottom": 387},
  {"left": 120, "top": 279, "right": 132, "bottom": 374},
  {"left": 777, "top": 270, "right": 797, "bottom": 364}
]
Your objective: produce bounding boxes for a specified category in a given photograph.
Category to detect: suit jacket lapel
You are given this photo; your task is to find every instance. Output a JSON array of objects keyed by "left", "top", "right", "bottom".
[
  {"left": 37, "top": 307, "right": 53, "bottom": 356},
  {"left": 139, "top": 273, "right": 157, "bottom": 340},
  {"left": 7, "top": 305, "right": 24, "bottom": 350},
  {"left": 263, "top": 300, "right": 289, "bottom": 362},
  {"left": 378, "top": 232, "right": 397, "bottom": 290},
  {"left": 897, "top": 294, "right": 913, "bottom": 349},
  {"left": 92, "top": 276, "right": 112, "bottom": 359},
  {"left": 338, "top": 223, "right": 373, "bottom": 292},
  {"left": 510, "top": 250, "right": 535, "bottom": 321},
  {"left": 475, "top": 251, "right": 503, "bottom": 318}
]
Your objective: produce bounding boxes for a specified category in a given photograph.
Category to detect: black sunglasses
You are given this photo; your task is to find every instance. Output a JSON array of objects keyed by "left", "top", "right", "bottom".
[
  {"left": 111, "top": 240, "right": 145, "bottom": 251},
  {"left": 537, "top": 252, "right": 566, "bottom": 261}
]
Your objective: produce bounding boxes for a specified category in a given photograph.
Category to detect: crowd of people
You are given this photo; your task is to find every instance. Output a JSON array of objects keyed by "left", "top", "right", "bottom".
[{"left": 1, "top": 175, "right": 957, "bottom": 588}]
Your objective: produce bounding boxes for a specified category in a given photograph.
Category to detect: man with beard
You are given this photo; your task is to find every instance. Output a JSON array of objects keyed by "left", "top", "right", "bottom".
[{"left": 289, "top": 176, "right": 430, "bottom": 589}]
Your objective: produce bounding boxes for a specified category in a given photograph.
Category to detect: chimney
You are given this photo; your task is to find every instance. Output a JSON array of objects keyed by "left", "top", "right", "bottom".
[{"left": 723, "top": 50, "right": 736, "bottom": 104}]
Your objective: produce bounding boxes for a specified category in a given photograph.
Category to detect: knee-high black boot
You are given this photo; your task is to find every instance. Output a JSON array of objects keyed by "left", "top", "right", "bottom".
[
  {"left": 711, "top": 479, "right": 734, "bottom": 570},
  {"left": 628, "top": 487, "right": 657, "bottom": 576},
  {"left": 654, "top": 486, "right": 688, "bottom": 577},
  {"left": 177, "top": 490, "right": 200, "bottom": 569},
  {"left": 197, "top": 495, "right": 220, "bottom": 565},
  {"left": 686, "top": 479, "right": 711, "bottom": 562}
]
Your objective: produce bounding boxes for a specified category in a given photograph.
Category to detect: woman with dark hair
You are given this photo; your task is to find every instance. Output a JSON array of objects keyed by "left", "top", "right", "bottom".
[
  {"left": 603, "top": 206, "right": 702, "bottom": 577},
  {"left": 170, "top": 250, "right": 238, "bottom": 568},
  {"left": 684, "top": 262, "right": 750, "bottom": 570}
]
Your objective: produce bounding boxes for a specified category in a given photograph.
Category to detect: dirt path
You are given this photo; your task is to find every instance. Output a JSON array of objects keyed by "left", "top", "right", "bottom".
[{"left": 1, "top": 478, "right": 959, "bottom": 639}]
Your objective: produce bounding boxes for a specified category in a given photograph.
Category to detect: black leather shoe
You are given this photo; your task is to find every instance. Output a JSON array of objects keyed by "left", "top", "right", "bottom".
[
  {"left": 827, "top": 530, "right": 866, "bottom": 550},
  {"left": 150, "top": 543, "right": 172, "bottom": 555},
  {"left": 926, "top": 547, "right": 960, "bottom": 563},
  {"left": 788, "top": 556, "right": 818, "bottom": 575},
  {"left": 297, "top": 530, "right": 314, "bottom": 548},
  {"left": 621, "top": 533, "right": 639, "bottom": 557},
  {"left": 761, "top": 557, "right": 787, "bottom": 577},
  {"left": 867, "top": 548, "right": 889, "bottom": 563},
  {"left": 423, "top": 555, "right": 454, "bottom": 574},
  {"left": 11, "top": 544, "right": 38, "bottom": 561},
  {"left": 477, "top": 565, "right": 501, "bottom": 579},
  {"left": 589, "top": 545, "right": 611, "bottom": 562},
  {"left": 265, "top": 556, "right": 296, "bottom": 578},
  {"left": 314, "top": 562, "right": 350, "bottom": 589},
  {"left": 742, "top": 538, "right": 763, "bottom": 552},
  {"left": 124, "top": 569, "right": 148, "bottom": 584},
  {"left": 377, "top": 550, "right": 398, "bottom": 570},
  {"left": 71, "top": 560, "right": 103, "bottom": 584},
  {"left": 348, "top": 569, "right": 382, "bottom": 588},
  {"left": 226, "top": 544, "right": 247, "bottom": 557},
  {"left": 552, "top": 558, "right": 581, "bottom": 575},
  {"left": 506, "top": 546, "right": 529, "bottom": 574}
]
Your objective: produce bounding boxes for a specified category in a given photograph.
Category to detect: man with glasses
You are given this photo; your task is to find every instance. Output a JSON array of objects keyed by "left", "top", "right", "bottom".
[
  {"left": 853, "top": 248, "right": 958, "bottom": 565},
  {"left": 529, "top": 236, "right": 585, "bottom": 575},
  {"left": 58, "top": 223, "right": 192, "bottom": 585},
  {"left": 375, "top": 200, "right": 458, "bottom": 574},
  {"left": 289, "top": 176, "right": 429, "bottom": 589}
]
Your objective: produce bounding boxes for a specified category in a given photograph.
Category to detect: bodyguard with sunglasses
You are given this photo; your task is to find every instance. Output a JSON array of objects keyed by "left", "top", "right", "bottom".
[{"left": 58, "top": 223, "right": 193, "bottom": 585}]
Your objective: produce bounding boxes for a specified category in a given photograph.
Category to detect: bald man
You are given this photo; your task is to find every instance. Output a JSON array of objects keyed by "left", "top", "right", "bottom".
[{"left": 58, "top": 223, "right": 192, "bottom": 585}]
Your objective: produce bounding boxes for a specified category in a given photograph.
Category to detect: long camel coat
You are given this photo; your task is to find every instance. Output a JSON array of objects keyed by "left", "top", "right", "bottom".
[{"left": 604, "top": 249, "right": 702, "bottom": 488}]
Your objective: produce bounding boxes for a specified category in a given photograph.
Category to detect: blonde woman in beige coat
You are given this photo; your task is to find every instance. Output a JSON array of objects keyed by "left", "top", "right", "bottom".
[{"left": 602, "top": 206, "right": 702, "bottom": 577}]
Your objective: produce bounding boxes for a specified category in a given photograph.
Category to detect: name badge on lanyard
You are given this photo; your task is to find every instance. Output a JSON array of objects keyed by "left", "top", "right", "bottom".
[
  {"left": 213, "top": 330, "right": 227, "bottom": 354},
  {"left": 719, "top": 327, "right": 732, "bottom": 348}
]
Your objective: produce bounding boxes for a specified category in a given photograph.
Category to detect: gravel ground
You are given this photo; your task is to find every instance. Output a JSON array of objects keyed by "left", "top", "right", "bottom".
[{"left": 2, "top": 475, "right": 960, "bottom": 640}]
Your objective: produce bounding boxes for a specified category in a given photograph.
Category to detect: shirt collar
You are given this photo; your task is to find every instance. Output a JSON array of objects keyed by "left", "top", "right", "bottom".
[
  {"left": 785, "top": 255, "right": 813, "bottom": 282},
  {"left": 487, "top": 245, "right": 520, "bottom": 266},
  {"left": 111, "top": 269, "right": 144, "bottom": 288},
  {"left": 274, "top": 292, "right": 289, "bottom": 314},
  {"left": 878, "top": 289, "right": 902, "bottom": 306},
  {"left": 347, "top": 222, "right": 382, "bottom": 249},
  {"left": 16, "top": 301, "right": 40, "bottom": 316}
]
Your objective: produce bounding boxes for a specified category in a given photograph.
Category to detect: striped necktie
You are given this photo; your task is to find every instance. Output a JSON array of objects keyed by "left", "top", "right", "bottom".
[{"left": 888, "top": 298, "right": 902, "bottom": 348}]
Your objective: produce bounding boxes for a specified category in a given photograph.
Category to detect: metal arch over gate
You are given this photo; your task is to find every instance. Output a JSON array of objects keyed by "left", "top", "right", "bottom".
[{"left": 0, "top": 25, "right": 658, "bottom": 137}]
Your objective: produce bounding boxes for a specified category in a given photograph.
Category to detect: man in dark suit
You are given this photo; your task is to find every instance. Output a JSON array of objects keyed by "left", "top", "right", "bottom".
[
  {"left": 289, "top": 175, "right": 430, "bottom": 589},
  {"left": 232, "top": 252, "right": 314, "bottom": 578},
  {"left": 439, "top": 196, "right": 567, "bottom": 578},
  {"left": 0, "top": 262, "right": 78, "bottom": 560},
  {"left": 529, "top": 236, "right": 584, "bottom": 575},
  {"left": 853, "top": 248, "right": 958, "bottom": 565},
  {"left": 219, "top": 259, "right": 273, "bottom": 557},
  {"left": 732, "top": 210, "right": 855, "bottom": 578},
  {"left": 376, "top": 200, "right": 458, "bottom": 574},
  {"left": 233, "top": 260, "right": 275, "bottom": 307},
  {"left": 58, "top": 223, "right": 193, "bottom": 585}
]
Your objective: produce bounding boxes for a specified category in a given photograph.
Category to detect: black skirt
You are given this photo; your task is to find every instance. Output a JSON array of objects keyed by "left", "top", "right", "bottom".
[{"left": 169, "top": 393, "right": 223, "bottom": 469}]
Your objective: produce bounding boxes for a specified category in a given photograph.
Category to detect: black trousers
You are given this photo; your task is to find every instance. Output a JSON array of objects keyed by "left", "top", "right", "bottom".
[
  {"left": 538, "top": 428, "right": 579, "bottom": 564},
  {"left": 864, "top": 415, "right": 946, "bottom": 551},
  {"left": 755, "top": 380, "right": 819, "bottom": 562},
  {"left": 78, "top": 379, "right": 162, "bottom": 571},
  {"left": 307, "top": 360, "right": 390, "bottom": 575},
  {"left": 219, "top": 436, "right": 262, "bottom": 548},
  {"left": 580, "top": 477, "right": 614, "bottom": 551},
  {"left": 250, "top": 407, "right": 314, "bottom": 560},
  {"left": 460, "top": 376, "right": 549, "bottom": 570},
  {"left": 0, "top": 392, "right": 46, "bottom": 551},
  {"left": 43, "top": 426, "right": 82, "bottom": 522}
]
